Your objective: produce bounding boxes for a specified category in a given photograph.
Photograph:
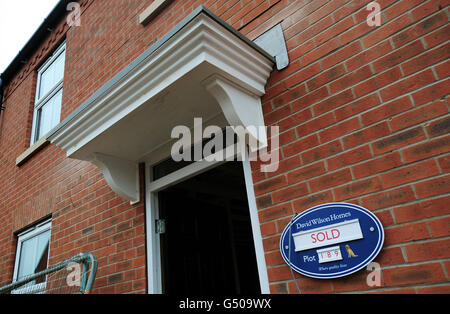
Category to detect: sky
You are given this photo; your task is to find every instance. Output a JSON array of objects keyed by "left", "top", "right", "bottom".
[{"left": 0, "top": 0, "right": 60, "bottom": 73}]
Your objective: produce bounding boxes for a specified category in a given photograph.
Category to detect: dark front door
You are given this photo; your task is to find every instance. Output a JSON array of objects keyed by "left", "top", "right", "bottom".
[{"left": 158, "top": 162, "right": 261, "bottom": 295}]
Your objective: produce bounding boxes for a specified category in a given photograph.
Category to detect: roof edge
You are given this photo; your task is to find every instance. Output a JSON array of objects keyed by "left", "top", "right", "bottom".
[{"left": 0, "top": 0, "right": 70, "bottom": 85}]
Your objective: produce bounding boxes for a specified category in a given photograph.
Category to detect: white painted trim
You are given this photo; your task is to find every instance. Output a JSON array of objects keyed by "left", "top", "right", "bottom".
[
  {"left": 148, "top": 144, "right": 241, "bottom": 193},
  {"left": 202, "top": 75, "right": 268, "bottom": 150},
  {"left": 91, "top": 153, "right": 140, "bottom": 203},
  {"left": 145, "top": 165, "right": 163, "bottom": 294},
  {"left": 148, "top": 159, "right": 224, "bottom": 193},
  {"left": 145, "top": 148, "right": 270, "bottom": 294},
  {"left": 242, "top": 152, "right": 270, "bottom": 294}
]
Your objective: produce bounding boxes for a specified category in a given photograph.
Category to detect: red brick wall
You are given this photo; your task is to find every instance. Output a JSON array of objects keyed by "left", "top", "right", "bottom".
[
  {"left": 0, "top": 0, "right": 449, "bottom": 294},
  {"left": 253, "top": 0, "right": 450, "bottom": 293}
]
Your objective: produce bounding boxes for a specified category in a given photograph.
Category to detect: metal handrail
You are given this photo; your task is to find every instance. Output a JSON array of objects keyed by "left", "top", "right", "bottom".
[{"left": 0, "top": 252, "right": 98, "bottom": 294}]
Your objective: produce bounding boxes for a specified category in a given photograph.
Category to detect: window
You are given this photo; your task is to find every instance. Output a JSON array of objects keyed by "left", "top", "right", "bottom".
[
  {"left": 31, "top": 42, "right": 65, "bottom": 144},
  {"left": 13, "top": 220, "right": 51, "bottom": 294}
]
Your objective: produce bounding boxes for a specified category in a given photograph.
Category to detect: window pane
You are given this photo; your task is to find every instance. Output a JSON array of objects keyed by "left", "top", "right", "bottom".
[
  {"left": 39, "top": 68, "right": 53, "bottom": 100},
  {"left": 53, "top": 50, "right": 65, "bottom": 83},
  {"left": 17, "top": 230, "right": 50, "bottom": 281},
  {"left": 17, "top": 237, "right": 37, "bottom": 280},
  {"left": 38, "top": 50, "right": 65, "bottom": 100},
  {"left": 37, "top": 89, "right": 62, "bottom": 139},
  {"left": 34, "top": 232, "right": 50, "bottom": 283}
]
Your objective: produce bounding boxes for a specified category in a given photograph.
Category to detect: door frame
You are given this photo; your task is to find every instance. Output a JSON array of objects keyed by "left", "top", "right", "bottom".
[{"left": 144, "top": 147, "right": 270, "bottom": 294}]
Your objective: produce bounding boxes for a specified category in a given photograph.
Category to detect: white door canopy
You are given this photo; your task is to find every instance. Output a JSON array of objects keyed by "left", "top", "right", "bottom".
[{"left": 48, "top": 6, "right": 275, "bottom": 202}]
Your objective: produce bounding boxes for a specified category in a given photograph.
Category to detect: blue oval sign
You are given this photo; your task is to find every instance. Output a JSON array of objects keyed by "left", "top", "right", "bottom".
[{"left": 280, "top": 203, "right": 384, "bottom": 279}]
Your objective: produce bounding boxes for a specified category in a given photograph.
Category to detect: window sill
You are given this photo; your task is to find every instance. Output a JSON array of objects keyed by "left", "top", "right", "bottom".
[
  {"left": 16, "top": 137, "right": 49, "bottom": 167},
  {"left": 139, "top": 0, "right": 172, "bottom": 25}
]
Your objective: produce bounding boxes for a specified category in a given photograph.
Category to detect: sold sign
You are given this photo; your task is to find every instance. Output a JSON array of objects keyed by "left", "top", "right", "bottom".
[
  {"left": 280, "top": 203, "right": 384, "bottom": 279},
  {"left": 292, "top": 219, "right": 363, "bottom": 252}
]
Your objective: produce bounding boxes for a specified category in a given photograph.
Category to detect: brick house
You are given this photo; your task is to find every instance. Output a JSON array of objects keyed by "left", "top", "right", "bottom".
[{"left": 0, "top": 0, "right": 448, "bottom": 294}]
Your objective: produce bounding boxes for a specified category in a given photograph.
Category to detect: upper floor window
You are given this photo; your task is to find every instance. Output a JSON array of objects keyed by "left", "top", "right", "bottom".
[{"left": 31, "top": 42, "right": 65, "bottom": 144}]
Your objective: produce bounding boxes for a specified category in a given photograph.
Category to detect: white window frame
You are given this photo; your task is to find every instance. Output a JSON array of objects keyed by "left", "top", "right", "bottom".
[
  {"left": 30, "top": 42, "right": 66, "bottom": 145},
  {"left": 12, "top": 219, "right": 52, "bottom": 294},
  {"left": 145, "top": 146, "right": 270, "bottom": 294}
]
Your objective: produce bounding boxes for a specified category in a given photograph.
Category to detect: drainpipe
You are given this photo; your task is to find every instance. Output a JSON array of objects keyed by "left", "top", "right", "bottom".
[
  {"left": 0, "top": 77, "right": 4, "bottom": 111},
  {"left": 0, "top": 76, "right": 5, "bottom": 141}
]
